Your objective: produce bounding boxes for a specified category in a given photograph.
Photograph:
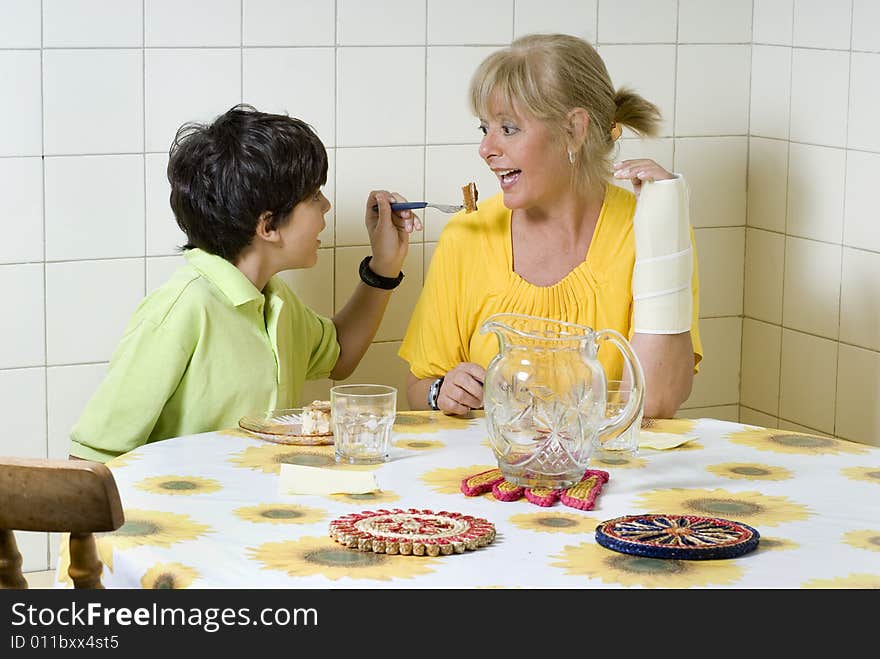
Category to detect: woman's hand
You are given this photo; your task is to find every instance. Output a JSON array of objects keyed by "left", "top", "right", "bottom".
[
  {"left": 364, "top": 190, "right": 423, "bottom": 278},
  {"left": 438, "top": 362, "right": 486, "bottom": 416},
  {"left": 612, "top": 159, "right": 675, "bottom": 198}
]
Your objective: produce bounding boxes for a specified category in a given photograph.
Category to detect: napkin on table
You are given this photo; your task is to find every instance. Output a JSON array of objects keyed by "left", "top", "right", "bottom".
[
  {"left": 279, "top": 464, "right": 378, "bottom": 495},
  {"left": 638, "top": 431, "right": 698, "bottom": 450}
]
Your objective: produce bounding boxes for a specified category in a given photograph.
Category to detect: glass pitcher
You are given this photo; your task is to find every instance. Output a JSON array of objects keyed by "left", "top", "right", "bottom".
[{"left": 480, "top": 313, "right": 644, "bottom": 489}]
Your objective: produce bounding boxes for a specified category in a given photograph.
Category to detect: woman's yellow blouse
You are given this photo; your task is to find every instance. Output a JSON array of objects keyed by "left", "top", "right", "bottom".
[{"left": 399, "top": 185, "right": 703, "bottom": 381}]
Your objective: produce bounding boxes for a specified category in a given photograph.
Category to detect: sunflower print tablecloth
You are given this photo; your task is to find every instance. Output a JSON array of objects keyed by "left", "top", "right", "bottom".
[{"left": 54, "top": 413, "right": 880, "bottom": 589}]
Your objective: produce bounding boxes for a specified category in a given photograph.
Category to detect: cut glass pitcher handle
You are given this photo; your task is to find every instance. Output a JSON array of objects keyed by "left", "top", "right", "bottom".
[{"left": 594, "top": 328, "right": 646, "bottom": 444}]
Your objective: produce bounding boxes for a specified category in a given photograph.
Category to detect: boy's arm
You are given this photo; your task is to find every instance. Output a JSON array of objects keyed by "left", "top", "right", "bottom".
[{"left": 330, "top": 190, "right": 419, "bottom": 380}]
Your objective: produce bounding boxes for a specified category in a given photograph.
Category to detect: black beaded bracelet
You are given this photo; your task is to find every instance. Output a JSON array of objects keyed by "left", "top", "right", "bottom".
[{"left": 359, "top": 256, "right": 404, "bottom": 290}]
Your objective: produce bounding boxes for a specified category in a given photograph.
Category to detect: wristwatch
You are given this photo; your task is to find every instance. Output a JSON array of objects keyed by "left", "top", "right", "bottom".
[
  {"left": 359, "top": 256, "right": 404, "bottom": 290},
  {"left": 427, "top": 376, "right": 444, "bottom": 411}
]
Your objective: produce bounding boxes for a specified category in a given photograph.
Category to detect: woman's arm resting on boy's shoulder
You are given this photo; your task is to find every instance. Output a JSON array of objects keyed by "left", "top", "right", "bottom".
[
  {"left": 631, "top": 332, "right": 694, "bottom": 418},
  {"left": 406, "top": 362, "right": 485, "bottom": 415},
  {"left": 330, "top": 190, "right": 421, "bottom": 380}
]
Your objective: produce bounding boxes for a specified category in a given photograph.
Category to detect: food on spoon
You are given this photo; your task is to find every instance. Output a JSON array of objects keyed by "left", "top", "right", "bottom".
[
  {"left": 462, "top": 181, "right": 479, "bottom": 213},
  {"left": 301, "top": 400, "right": 331, "bottom": 435}
]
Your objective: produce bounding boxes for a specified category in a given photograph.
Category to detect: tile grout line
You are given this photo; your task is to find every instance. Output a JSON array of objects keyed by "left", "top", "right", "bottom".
[
  {"left": 143, "top": 0, "right": 147, "bottom": 299},
  {"left": 739, "top": 0, "right": 755, "bottom": 423},
  {"left": 40, "top": 0, "right": 51, "bottom": 571}
]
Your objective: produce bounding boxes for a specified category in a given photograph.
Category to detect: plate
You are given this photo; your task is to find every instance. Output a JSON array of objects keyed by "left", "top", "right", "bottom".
[
  {"left": 238, "top": 408, "right": 333, "bottom": 446},
  {"left": 595, "top": 514, "right": 760, "bottom": 560}
]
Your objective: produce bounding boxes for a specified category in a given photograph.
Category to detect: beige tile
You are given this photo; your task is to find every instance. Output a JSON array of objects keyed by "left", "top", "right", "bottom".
[
  {"left": 694, "top": 227, "right": 744, "bottom": 317},
  {"left": 782, "top": 236, "right": 841, "bottom": 339},
  {"left": 840, "top": 248, "right": 880, "bottom": 352},
  {"left": 793, "top": 0, "right": 851, "bottom": 49},
  {"left": 676, "top": 405, "right": 739, "bottom": 422},
  {"left": 740, "top": 318, "right": 781, "bottom": 414},
  {"left": 744, "top": 228, "right": 785, "bottom": 324},
  {"left": 844, "top": 150, "right": 880, "bottom": 253},
  {"left": 334, "top": 341, "right": 413, "bottom": 411},
  {"left": 779, "top": 328, "right": 837, "bottom": 434},
  {"left": 739, "top": 406, "right": 778, "bottom": 429},
  {"left": 835, "top": 344, "right": 880, "bottom": 447},
  {"left": 848, "top": 53, "right": 880, "bottom": 153},
  {"left": 789, "top": 49, "right": 849, "bottom": 147},
  {"left": 676, "top": 46, "right": 750, "bottom": 136},
  {"left": 23, "top": 569, "right": 58, "bottom": 589},
  {"left": 685, "top": 317, "right": 742, "bottom": 408},
  {"left": 674, "top": 137, "right": 747, "bottom": 228},
  {"left": 427, "top": 0, "right": 512, "bottom": 45},
  {"left": 747, "top": 137, "right": 788, "bottom": 233},
  {"left": 426, "top": 46, "right": 497, "bottom": 144},
  {"left": 775, "top": 417, "right": 833, "bottom": 438},
  {"left": 334, "top": 146, "right": 424, "bottom": 246},
  {"left": 786, "top": 142, "right": 845, "bottom": 243},
  {"left": 300, "top": 379, "right": 332, "bottom": 406},
  {"left": 678, "top": 0, "right": 752, "bottom": 43},
  {"left": 599, "top": 45, "right": 675, "bottom": 137},
  {"left": 424, "top": 145, "right": 500, "bottom": 242},
  {"left": 752, "top": 0, "right": 793, "bottom": 45},
  {"left": 613, "top": 137, "right": 674, "bottom": 195},
  {"left": 750, "top": 46, "right": 791, "bottom": 139},
  {"left": 277, "top": 248, "right": 335, "bottom": 319},
  {"left": 334, "top": 245, "right": 423, "bottom": 343}
]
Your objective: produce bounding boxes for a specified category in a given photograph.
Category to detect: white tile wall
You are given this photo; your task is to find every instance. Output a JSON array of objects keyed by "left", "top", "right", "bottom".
[
  {"left": 740, "top": 318, "right": 781, "bottom": 414},
  {"left": 5, "top": 0, "right": 879, "bottom": 575},
  {"left": 0, "top": 367, "right": 46, "bottom": 458},
  {"left": 514, "top": 0, "right": 597, "bottom": 41},
  {"left": 781, "top": 236, "right": 841, "bottom": 339}
]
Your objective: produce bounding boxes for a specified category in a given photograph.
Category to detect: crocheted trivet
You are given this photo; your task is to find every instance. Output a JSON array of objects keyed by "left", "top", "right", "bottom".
[
  {"left": 460, "top": 468, "right": 610, "bottom": 511},
  {"left": 329, "top": 508, "right": 496, "bottom": 556},
  {"left": 595, "top": 514, "right": 760, "bottom": 560}
]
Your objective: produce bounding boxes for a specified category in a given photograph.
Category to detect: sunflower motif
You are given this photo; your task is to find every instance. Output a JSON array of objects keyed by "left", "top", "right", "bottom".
[
  {"left": 550, "top": 542, "right": 744, "bottom": 588},
  {"left": 754, "top": 536, "right": 799, "bottom": 553},
  {"left": 248, "top": 535, "right": 440, "bottom": 581},
  {"left": 635, "top": 488, "right": 812, "bottom": 527},
  {"left": 55, "top": 534, "right": 118, "bottom": 587},
  {"left": 229, "top": 444, "right": 374, "bottom": 474},
  {"left": 393, "top": 411, "right": 471, "bottom": 435},
  {"left": 392, "top": 438, "right": 445, "bottom": 451},
  {"left": 843, "top": 530, "right": 880, "bottom": 553},
  {"left": 509, "top": 511, "right": 599, "bottom": 535},
  {"left": 97, "top": 509, "right": 212, "bottom": 550},
  {"left": 326, "top": 490, "right": 401, "bottom": 505},
  {"left": 421, "top": 464, "right": 495, "bottom": 494},
  {"left": 727, "top": 428, "right": 869, "bottom": 456},
  {"left": 141, "top": 562, "right": 199, "bottom": 589},
  {"left": 590, "top": 453, "right": 647, "bottom": 469},
  {"left": 641, "top": 418, "right": 696, "bottom": 434},
  {"left": 234, "top": 504, "right": 326, "bottom": 525},
  {"left": 803, "top": 574, "right": 880, "bottom": 589},
  {"left": 841, "top": 467, "right": 880, "bottom": 485},
  {"left": 135, "top": 475, "right": 222, "bottom": 496},
  {"left": 706, "top": 463, "right": 793, "bottom": 481},
  {"left": 105, "top": 452, "right": 141, "bottom": 468}
]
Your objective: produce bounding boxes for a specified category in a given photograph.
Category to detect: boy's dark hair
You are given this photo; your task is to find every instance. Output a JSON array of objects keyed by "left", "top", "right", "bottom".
[{"left": 167, "top": 104, "right": 328, "bottom": 261}]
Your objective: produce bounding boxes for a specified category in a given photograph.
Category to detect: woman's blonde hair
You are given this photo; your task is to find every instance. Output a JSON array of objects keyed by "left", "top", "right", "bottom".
[{"left": 469, "top": 34, "right": 661, "bottom": 193}]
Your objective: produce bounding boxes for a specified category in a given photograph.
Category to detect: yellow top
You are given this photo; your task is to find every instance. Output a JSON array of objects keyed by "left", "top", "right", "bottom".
[{"left": 399, "top": 185, "right": 703, "bottom": 380}]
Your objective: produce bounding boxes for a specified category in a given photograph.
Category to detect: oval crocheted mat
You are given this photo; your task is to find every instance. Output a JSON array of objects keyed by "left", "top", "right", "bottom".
[
  {"left": 329, "top": 508, "right": 496, "bottom": 557},
  {"left": 595, "top": 514, "right": 760, "bottom": 560}
]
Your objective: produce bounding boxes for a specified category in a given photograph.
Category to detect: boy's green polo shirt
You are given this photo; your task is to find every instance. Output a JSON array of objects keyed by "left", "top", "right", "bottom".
[{"left": 70, "top": 249, "right": 340, "bottom": 463}]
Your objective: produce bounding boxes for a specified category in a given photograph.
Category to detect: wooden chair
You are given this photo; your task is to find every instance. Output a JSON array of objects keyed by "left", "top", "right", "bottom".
[{"left": 0, "top": 457, "right": 124, "bottom": 589}]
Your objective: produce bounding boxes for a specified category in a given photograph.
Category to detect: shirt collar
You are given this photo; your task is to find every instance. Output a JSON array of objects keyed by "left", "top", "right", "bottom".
[{"left": 185, "top": 248, "right": 263, "bottom": 307}]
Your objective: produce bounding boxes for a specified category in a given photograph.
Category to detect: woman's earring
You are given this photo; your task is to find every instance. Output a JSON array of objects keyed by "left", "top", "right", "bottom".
[{"left": 568, "top": 149, "right": 575, "bottom": 164}]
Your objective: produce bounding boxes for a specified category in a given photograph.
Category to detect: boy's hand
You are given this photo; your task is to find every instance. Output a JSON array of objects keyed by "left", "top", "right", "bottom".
[
  {"left": 365, "top": 190, "right": 422, "bottom": 278},
  {"left": 612, "top": 159, "right": 675, "bottom": 198}
]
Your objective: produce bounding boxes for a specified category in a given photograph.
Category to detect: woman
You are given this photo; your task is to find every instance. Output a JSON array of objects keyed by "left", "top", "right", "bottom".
[{"left": 400, "top": 34, "right": 702, "bottom": 417}]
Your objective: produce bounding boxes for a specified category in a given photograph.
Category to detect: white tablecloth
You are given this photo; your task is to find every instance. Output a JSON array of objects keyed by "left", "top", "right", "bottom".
[{"left": 55, "top": 412, "right": 880, "bottom": 589}]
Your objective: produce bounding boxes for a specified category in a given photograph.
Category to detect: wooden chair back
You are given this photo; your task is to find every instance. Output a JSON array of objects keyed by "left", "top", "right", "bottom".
[{"left": 0, "top": 457, "right": 124, "bottom": 589}]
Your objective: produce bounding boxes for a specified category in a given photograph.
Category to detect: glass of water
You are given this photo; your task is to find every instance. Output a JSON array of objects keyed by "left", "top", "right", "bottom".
[
  {"left": 594, "top": 379, "right": 643, "bottom": 457},
  {"left": 330, "top": 384, "right": 397, "bottom": 465}
]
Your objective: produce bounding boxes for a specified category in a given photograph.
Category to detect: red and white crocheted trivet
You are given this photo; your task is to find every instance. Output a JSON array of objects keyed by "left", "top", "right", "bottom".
[{"left": 329, "top": 508, "right": 496, "bottom": 557}]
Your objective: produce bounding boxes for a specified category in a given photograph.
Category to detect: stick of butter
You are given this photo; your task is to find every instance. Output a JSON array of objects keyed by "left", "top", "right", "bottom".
[{"left": 279, "top": 463, "right": 379, "bottom": 495}]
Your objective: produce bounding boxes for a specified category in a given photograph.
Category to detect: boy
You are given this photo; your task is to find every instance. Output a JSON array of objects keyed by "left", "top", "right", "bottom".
[{"left": 69, "top": 104, "right": 419, "bottom": 462}]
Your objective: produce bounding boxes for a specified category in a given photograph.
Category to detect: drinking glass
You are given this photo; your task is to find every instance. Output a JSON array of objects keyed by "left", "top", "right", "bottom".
[
  {"left": 331, "top": 384, "right": 397, "bottom": 465},
  {"left": 593, "top": 379, "right": 643, "bottom": 457}
]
